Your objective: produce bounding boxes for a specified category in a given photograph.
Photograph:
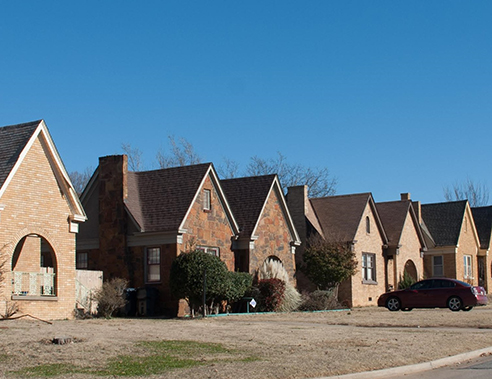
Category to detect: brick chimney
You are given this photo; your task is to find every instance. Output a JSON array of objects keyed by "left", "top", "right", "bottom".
[
  {"left": 98, "top": 155, "right": 129, "bottom": 280},
  {"left": 400, "top": 193, "right": 411, "bottom": 201}
]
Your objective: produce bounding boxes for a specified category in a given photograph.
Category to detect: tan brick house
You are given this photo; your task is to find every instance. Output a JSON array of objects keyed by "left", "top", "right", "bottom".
[
  {"left": 77, "top": 155, "right": 240, "bottom": 316},
  {"left": 470, "top": 206, "right": 491, "bottom": 291},
  {"left": 0, "top": 120, "right": 86, "bottom": 320},
  {"left": 376, "top": 193, "right": 427, "bottom": 291},
  {"left": 221, "top": 175, "right": 300, "bottom": 282},
  {"left": 287, "top": 186, "right": 388, "bottom": 307},
  {"left": 421, "top": 200, "right": 481, "bottom": 285}
]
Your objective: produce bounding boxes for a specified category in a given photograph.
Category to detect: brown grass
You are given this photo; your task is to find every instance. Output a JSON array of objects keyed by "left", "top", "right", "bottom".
[{"left": 1, "top": 305, "right": 492, "bottom": 378}]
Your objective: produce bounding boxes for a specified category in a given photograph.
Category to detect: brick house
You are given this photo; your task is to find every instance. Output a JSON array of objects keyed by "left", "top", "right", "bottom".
[
  {"left": 470, "top": 205, "right": 492, "bottom": 291},
  {"left": 0, "top": 120, "right": 86, "bottom": 320},
  {"left": 287, "top": 186, "right": 388, "bottom": 307},
  {"left": 77, "top": 155, "right": 240, "bottom": 316},
  {"left": 421, "top": 200, "right": 481, "bottom": 285},
  {"left": 376, "top": 193, "right": 427, "bottom": 291},
  {"left": 221, "top": 175, "right": 300, "bottom": 282}
]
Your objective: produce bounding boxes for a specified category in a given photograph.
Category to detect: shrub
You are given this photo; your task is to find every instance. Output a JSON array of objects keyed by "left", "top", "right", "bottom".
[
  {"left": 94, "top": 278, "right": 128, "bottom": 318},
  {"left": 223, "top": 271, "right": 253, "bottom": 304},
  {"left": 257, "top": 278, "right": 285, "bottom": 312},
  {"left": 398, "top": 270, "right": 417, "bottom": 290},
  {"left": 298, "top": 290, "right": 340, "bottom": 311},
  {"left": 258, "top": 258, "right": 301, "bottom": 312},
  {"left": 170, "top": 250, "right": 229, "bottom": 315}
]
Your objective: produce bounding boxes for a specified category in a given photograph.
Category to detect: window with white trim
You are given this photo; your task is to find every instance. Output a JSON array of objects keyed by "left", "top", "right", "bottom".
[
  {"left": 197, "top": 246, "right": 219, "bottom": 257},
  {"left": 146, "top": 247, "right": 161, "bottom": 282},
  {"left": 362, "top": 253, "right": 376, "bottom": 282},
  {"left": 203, "top": 189, "right": 211, "bottom": 211},
  {"left": 432, "top": 255, "right": 444, "bottom": 277},
  {"left": 464, "top": 255, "right": 472, "bottom": 279}
]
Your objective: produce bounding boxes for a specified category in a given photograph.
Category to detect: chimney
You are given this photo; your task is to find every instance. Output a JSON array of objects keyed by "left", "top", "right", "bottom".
[{"left": 400, "top": 193, "right": 411, "bottom": 201}]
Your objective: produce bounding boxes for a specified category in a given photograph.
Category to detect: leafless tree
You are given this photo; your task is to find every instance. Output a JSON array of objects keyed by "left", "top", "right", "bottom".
[
  {"left": 156, "top": 135, "right": 202, "bottom": 169},
  {"left": 69, "top": 167, "right": 94, "bottom": 196},
  {"left": 443, "top": 178, "right": 490, "bottom": 207},
  {"left": 216, "top": 157, "right": 240, "bottom": 179},
  {"left": 121, "top": 143, "right": 144, "bottom": 171},
  {"left": 245, "top": 152, "right": 337, "bottom": 198}
]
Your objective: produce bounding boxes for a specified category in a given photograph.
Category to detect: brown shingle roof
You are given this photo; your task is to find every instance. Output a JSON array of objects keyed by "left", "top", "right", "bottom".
[
  {"left": 221, "top": 175, "right": 276, "bottom": 238},
  {"left": 125, "top": 163, "right": 212, "bottom": 232},
  {"left": 376, "top": 201, "right": 411, "bottom": 245},
  {"left": 310, "top": 193, "right": 373, "bottom": 242},
  {"left": 0, "top": 120, "right": 40, "bottom": 189}
]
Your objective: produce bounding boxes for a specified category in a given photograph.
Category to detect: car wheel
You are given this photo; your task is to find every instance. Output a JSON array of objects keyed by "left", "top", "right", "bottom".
[
  {"left": 386, "top": 297, "right": 401, "bottom": 311},
  {"left": 462, "top": 306, "right": 473, "bottom": 312},
  {"left": 447, "top": 296, "right": 462, "bottom": 311},
  {"left": 402, "top": 308, "right": 413, "bottom": 312}
]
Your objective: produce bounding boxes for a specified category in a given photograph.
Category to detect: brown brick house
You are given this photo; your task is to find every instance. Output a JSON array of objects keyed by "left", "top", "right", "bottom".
[
  {"left": 471, "top": 205, "right": 492, "bottom": 291},
  {"left": 376, "top": 193, "right": 427, "bottom": 291},
  {"left": 421, "top": 200, "right": 481, "bottom": 285},
  {"left": 287, "top": 186, "right": 388, "bottom": 307},
  {"left": 0, "top": 120, "right": 87, "bottom": 320},
  {"left": 77, "top": 155, "right": 240, "bottom": 316},
  {"left": 221, "top": 175, "right": 300, "bottom": 282}
]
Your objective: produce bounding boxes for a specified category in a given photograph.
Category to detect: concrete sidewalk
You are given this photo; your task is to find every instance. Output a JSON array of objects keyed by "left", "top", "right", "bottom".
[{"left": 316, "top": 346, "right": 492, "bottom": 379}]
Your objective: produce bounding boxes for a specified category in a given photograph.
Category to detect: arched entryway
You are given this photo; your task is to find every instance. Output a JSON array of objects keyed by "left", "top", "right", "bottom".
[
  {"left": 403, "top": 260, "right": 418, "bottom": 281},
  {"left": 11, "top": 234, "right": 57, "bottom": 297}
]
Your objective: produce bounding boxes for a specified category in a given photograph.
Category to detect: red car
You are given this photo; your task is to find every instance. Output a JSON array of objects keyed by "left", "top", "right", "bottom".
[{"left": 378, "top": 278, "right": 488, "bottom": 312}]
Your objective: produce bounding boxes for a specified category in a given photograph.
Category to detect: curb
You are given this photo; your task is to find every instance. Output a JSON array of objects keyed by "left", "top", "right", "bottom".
[{"left": 315, "top": 346, "right": 492, "bottom": 379}]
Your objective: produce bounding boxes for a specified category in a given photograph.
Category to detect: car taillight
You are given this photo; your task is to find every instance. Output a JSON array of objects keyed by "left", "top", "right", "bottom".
[{"left": 471, "top": 287, "right": 478, "bottom": 295}]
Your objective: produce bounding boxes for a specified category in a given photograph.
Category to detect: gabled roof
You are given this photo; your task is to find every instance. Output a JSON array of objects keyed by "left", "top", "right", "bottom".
[
  {"left": 421, "top": 200, "right": 467, "bottom": 246},
  {"left": 125, "top": 163, "right": 239, "bottom": 234},
  {"left": 377, "top": 200, "right": 426, "bottom": 248},
  {"left": 310, "top": 192, "right": 388, "bottom": 243},
  {"left": 0, "top": 120, "right": 86, "bottom": 221},
  {"left": 221, "top": 174, "right": 300, "bottom": 244},
  {"left": 471, "top": 205, "right": 492, "bottom": 250}
]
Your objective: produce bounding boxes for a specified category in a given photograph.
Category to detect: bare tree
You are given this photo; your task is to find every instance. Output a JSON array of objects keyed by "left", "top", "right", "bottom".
[
  {"left": 245, "top": 152, "right": 337, "bottom": 198},
  {"left": 69, "top": 167, "right": 94, "bottom": 196},
  {"left": 216, "top": 157, "right": 240, "bottom": 179},
  {"left": 121, "top": 143, "right": 144, "bottom": 171},
  {"left": 443, "top": 178, "right": 490, "bottom": 207},
  {"left": 156, "top": 135, "right": 202, "bottom": 169}
]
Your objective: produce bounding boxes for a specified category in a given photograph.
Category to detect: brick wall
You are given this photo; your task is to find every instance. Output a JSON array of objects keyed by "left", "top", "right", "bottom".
[{"left": 0, "top": 137, "right": 77, "bottom": 320}]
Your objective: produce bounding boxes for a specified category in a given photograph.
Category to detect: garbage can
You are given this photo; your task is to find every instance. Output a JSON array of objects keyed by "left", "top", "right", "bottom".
[{"left": 137, "top": 287, "right": 158, "bottom": 316}]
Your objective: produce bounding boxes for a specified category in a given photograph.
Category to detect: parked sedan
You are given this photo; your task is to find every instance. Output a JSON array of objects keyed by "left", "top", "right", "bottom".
[{"left": 378, "top": 278, "right": 488, "bottom": 312}]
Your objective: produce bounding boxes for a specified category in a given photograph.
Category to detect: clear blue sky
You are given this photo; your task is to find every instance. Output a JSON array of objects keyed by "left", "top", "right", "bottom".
[{"left": 1, "top": 1, "right": 491, "bottom": 204}]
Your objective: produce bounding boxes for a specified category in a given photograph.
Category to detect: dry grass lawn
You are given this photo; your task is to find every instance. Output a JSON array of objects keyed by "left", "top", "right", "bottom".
[{"left": 1, "top": 305, "right": 492, "bottom": 378}]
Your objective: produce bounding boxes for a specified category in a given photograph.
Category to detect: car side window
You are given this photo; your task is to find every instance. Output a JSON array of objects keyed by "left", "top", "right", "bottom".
[{"left": 410, "top": 281, "right": 431, "bottom": 290}]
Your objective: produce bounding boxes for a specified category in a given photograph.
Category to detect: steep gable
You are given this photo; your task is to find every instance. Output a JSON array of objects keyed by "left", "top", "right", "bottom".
[
  {"left": 310, "top": 193, "right": 387, "bottom": 243},
  {"left": 471, "top": 206, "right": 492, "bottom": 250},
  {"left": 421, "top": 201, "right": 467, "bottom": 247}
]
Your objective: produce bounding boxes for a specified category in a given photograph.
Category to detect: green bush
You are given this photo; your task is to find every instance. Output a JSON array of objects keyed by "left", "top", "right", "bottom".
[
  {"left": 398, "top": 270, "right": 417, "bottom": 289},
  {"left": 224, "top": 271, "right": 253, "bottom": 304}
]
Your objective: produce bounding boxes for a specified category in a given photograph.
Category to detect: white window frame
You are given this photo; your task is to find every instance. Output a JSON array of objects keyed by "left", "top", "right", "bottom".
[
  {"left": 203, "top": 189, "right": 211, "bottom": 211},
  {"left": 432, "top": 255, "right": 444, "bottom": 277},
  {"left": 197, "top": 246, "right": 219, "bottom": 257},
  {"left": 362, "top": 252, "right": 376, "bottom": 283},
  {"left": 146, "top": 247, "right": 161, "bottom": 283},
  {"left": 464, "top": 255, "right": 473, "bottom": 279}
]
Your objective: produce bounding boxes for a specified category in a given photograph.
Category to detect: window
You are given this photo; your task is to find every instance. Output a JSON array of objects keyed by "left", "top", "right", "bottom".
[
  {"left": 146, "top": 247, "right": 161, "bottom": 282},
  {"left": 362, "top": 253, "right": 376, "bottom": 282},
  {"left": 366, "top": 216, "right": 371, "bottom": 234},
  {"left": 432, "top": 256, "right": 444, "bottom": 277},
  {"left": 464, "top": 255, "right": 472, "bottom": 279},
  {"left": 76, "top": 252, "right": 88, "bottom": 269},
  {"left": 203, "top": 189, "right": 211, "bottom": 211},
  {"left": 197, "top": 246, "right": 219, "bottom": 257}
]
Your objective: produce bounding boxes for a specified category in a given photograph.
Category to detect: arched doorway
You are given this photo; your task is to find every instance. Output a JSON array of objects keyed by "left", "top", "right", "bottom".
[
  {"left": 11, "top": 234, "right": 57, "bottom": 297},
  {"left": 403, "top": 260, "right": 418, "bottom": 281}
]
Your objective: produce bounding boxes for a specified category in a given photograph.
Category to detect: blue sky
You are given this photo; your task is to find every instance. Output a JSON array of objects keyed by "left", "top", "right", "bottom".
[{"left": 1, "top": 1, "right": 491, "bottom": 204}]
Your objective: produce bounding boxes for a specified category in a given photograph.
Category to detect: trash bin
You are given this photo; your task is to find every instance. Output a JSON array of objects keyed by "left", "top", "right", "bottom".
[
  {"left": 137, "top": 287, "right": 158, "bottom": 316},
  {"left": 123, "top": 288, "right": 137, "bottom": 317}
]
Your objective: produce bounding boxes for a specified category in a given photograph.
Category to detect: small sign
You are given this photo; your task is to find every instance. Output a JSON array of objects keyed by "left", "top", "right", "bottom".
[{"left": 250, "top": 298, "right": 257, "bottom": 308}]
